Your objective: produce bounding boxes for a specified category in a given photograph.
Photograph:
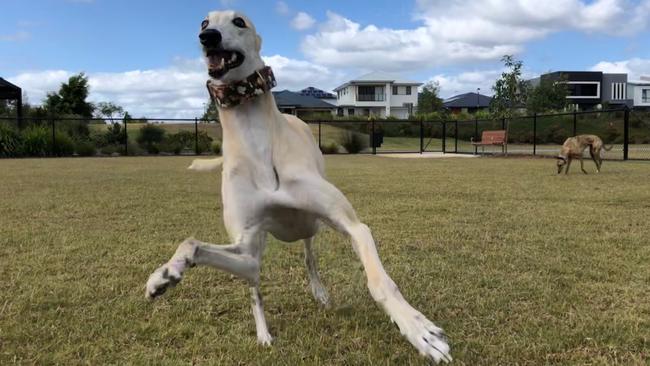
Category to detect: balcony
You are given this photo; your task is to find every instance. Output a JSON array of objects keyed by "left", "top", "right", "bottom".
[{"left": 357, "top": 94, "right": 385, "bottom": 102}]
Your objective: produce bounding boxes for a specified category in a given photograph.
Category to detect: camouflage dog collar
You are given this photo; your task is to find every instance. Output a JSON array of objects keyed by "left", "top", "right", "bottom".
[{"left": 206, "top": 66, "right": 277, "bottom": 108}]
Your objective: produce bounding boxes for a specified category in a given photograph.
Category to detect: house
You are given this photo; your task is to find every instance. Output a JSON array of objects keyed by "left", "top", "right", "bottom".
[
  {"left": 627, "top": 76, "right": 650, "bottom": 110},
  {"left": 443, "top": 92, "right": 492, "bottom": 114},
  {"left": 272, "top": 90, "right": 336, "bottom": 118},
  {"left": 333, "top": 72, "right": 422, "bottom": 119},
  {"left": 299, "top": 87, "right": 337, "bottom": 106},
  {"left": 531, "top": 71, "right": 631, "bottom": 110},
  {"left": 0, "top": 77, "right": 23, "bottom": 125}
]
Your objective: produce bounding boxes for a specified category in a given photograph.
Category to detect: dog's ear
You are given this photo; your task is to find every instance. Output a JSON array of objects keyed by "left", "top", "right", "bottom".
[{"left": 255, "top": 34, "right": 262, "bottom": 52}]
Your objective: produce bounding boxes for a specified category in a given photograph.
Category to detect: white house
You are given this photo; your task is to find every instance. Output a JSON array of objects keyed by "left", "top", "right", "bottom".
[
  {"left": 627, "top": 76, "right": 650, "bottom": 109},
  {"left": 333, "top": 72, "right": 422, "bottom": 119}
]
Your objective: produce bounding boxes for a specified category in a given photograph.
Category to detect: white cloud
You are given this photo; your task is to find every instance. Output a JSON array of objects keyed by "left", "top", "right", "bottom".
[
  {"left": 8, "top": 56, "right": 343, "bottom": 118},
  {"left": 301, "top": 1, "right": 650, "bottom": 71},
  {"left": 590, "top": 58, "right": 650, "bottom": 80},
  {"left": 429, "top": 70, "right": 502, "bottom": 98},
  {"left": 275, "top": 1, "right": 290, "bottom": 16},
  {"left": 291, "top": 12, "right": 316, "bottom": 31},
  {"left": 0, "top": 31, "right": 30, "bottom": 42}
]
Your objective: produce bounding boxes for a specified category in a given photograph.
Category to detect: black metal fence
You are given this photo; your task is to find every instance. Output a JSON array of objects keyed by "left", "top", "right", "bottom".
[{"left": 1, "top": 108, "right": 649, "bottom": 160}]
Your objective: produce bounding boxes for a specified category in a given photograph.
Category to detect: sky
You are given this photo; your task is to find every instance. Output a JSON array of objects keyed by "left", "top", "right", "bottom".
[{"left": 2, "top": 0, "right": 650, "bottom": 118}]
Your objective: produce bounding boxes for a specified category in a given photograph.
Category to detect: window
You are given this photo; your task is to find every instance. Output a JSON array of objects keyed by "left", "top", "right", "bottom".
[
  {"left": 337, "top": 108, "right": 343, "bottom": 116},
  {"left": 357, "top": 86, "right": 385, "bottom": 101},
  {"left": 566, "top": 82, "right": 599, "bottom": 98},
  {"left": 393, "top": 86, "right": 398, "bottom": 95},
  {"left": 406, "top": 86, "right": 411, "bottom": 95},
  {"left": 643, "top": 89, "right": 650, "bottom": 103},
  {"left": 348, "top": 108, "right": 355, "bottom": 116},
  {"left": 611, "top": 82, "right": 626, "bottom": 100}
]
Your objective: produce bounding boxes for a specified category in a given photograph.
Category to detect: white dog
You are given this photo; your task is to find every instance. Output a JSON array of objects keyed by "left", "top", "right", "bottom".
[{"left": 145, "top": 10, "right": 451, "bottom": 363}]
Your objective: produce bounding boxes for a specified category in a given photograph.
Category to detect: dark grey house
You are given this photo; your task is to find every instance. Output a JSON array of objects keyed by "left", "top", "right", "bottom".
[
  {"left": 531, "top": 71, "right": 631, "bottom": 110},
  {"left": 443, "top": 92, "right": 492, "bottom": 114},
  {"left": 273, "top": 90, "right": 335, "bottom": 117},
  {"left": 0, "top": 78, "right": 23, "bottom": 125}
]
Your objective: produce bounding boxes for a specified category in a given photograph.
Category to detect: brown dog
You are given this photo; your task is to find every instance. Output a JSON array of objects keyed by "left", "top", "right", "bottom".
[{"left": 557, "top": 134, "right": 613, "bottom": 174}]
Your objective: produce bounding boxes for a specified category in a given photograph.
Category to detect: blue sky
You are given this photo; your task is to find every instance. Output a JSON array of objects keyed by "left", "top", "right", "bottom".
[{"left": 2, "top": 0, "right": 650, "bottom": 117}]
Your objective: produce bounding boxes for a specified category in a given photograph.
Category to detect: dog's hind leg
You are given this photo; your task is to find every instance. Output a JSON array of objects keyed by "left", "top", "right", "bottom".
[
  {"left": 565, "top": 158, "right": 572, "bottom": 174},
  {"left": 304, "top": 236, "right": 330, "bottom": 307},
  {"left": 590, "top": 147, "right": 602, "bottom": 172},
  {"left": 274, "top": 180, "right": 451, "bottom": 363},
  {"left": 580, "top": 156, "right": 588, "bottom": 174}
]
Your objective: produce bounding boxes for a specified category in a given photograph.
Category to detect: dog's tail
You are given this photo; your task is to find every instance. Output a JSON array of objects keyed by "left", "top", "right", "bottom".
[
  {"left": 599, "top": 145, "right": 613, "bottom": 159},
  {"left": 603, "top": 144, "right": 614, "bottom": 151},
  {"left": 188, "top": 157, "right": 223, "bottom": 172}
]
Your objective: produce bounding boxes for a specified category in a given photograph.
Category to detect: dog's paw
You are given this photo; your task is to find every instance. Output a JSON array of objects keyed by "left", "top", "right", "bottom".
[
  {"left": 395, "top": 312, "right": 452, "bottom": 364},
  {"left": 257, "top": 332, "right": 273, "bottom": 346},
  {"left": 145, "top": 265, "right": 183, "bottom": 300}
]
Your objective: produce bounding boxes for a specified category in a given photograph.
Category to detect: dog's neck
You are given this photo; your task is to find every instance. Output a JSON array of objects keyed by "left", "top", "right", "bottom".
[{"left": 206, "top": 66, "right": 277, "bottom": 109}]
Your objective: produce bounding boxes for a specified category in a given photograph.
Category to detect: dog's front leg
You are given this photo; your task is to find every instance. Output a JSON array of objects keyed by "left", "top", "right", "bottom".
[{"left": 145, "top": 234, "right": 273, "bottom": 344}]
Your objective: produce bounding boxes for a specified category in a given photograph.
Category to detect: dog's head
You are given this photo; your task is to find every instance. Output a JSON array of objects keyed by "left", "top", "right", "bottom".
[
  {"left": 556, "top": 155, "right": 567, "bottom": 174},
  {"left": 199, "top": 11, "right": 264, "bottom": 83}
]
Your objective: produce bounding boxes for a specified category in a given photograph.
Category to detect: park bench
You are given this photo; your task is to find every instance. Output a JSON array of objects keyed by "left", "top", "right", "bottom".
[{"left": 471, "top": 130, "right": 508, "bottom": 155}]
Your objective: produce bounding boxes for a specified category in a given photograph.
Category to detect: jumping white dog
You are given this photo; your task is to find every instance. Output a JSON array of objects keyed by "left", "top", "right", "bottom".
[{"left": 145, "top": 10, "right": 451, "bottom": 363}]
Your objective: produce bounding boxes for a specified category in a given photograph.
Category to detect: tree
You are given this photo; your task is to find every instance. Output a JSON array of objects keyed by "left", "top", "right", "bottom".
[
  {"left": 96, "top": 102, "right": 125, "bottom": 120},
  {"left": 201, "top": 99, "right": 219, "bottom": 122},
  {"left": 44, "top": 73, "right": 94, "bottom": 117},
  {"left": 525, "top": 74, "right": 569, "bottom": 114},
  {"left": 417, "top": 81, "right": 444, "bottom": 115},
  {"left": 490, "top": 55, "right": 528, "bottom": 118}
]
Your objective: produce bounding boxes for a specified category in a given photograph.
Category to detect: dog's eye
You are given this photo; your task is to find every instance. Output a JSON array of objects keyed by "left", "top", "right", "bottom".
[
  {"left": 232, "top": 17, "right": 247, "bottom": 28},
  {"left": 201, "top": 20, "right": 209, "bottom": 30}
]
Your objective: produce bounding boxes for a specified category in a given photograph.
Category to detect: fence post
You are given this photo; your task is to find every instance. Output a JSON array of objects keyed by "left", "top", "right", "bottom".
[
  {"left": 123, "top": 117, "right": 128, "bottom": 156},
  {"left": 502, "top": 117, "right": 506, "bottom": 130},
  {"left": 442, "top": 121, "right": 446, "bottom": 153},
  {"left": 318, "top": 121, "right": 321, "bottom": 150},
  {"left": 623, "top": 106, "right": 630, "bottom": 160},
  {"left": 474, "top": 117, "right": 478, "bottom": 155},
  {"left": 573, "top": 110, "right": 577, "bottom": 136},
  {"left": 371, "top": 119, "right": 376, "bottom": 155},
  {"left": 195, "top": 117, "right": 199, "bottom": 155},
  {"left": 533, "top": 113, "right": 537, "bottom": 156},
  {"left": 419, "top": 119, "right": 424, "bottom": 154},
  {"left": 454, "top": 120, "right": 458, "bottom": 153},
  {"left": 51, "top": 116, "right": 56, "bottom": 156}
]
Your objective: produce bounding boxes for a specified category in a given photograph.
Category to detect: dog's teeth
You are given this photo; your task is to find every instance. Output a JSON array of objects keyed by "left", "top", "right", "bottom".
[
  {"left": 230, "top": 53, "right": 236, "bottom": 62},
  {"left": 220, "top": 58, "right": 225, "bottom": 67}
]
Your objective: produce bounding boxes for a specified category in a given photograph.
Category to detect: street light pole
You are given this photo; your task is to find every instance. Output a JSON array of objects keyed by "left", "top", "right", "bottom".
[{"left": 476, "top": 87, "right": 480, "bottom": 113}]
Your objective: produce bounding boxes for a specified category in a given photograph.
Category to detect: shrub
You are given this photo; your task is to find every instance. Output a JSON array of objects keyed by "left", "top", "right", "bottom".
[
  {"left": 0, "top": 123, "right": 23, "bottom": 157},
  {"left": 211, "top": 140, "right": 222, "bottom": 155},
  {"left": 49, "top": 131, "right": 75, "bottom": 156},
  {"left": 75, "top": 140, "right": 96, "bottom": 156},
  {"left": 196, "top": 131, "right": 214, "bottom": 154},
  {"left": 319, "top": 142, "right": 339, "bottom": 154},
  {"left": 100, "top": 144, "right": 121, "bottom": 156},
  {"left": 161, "top": 130, "right": 197, "bottom": 155},
  {"left": 21, "top": 126, "right": 50, "bottom": 156},
  {"left": 340, "top": 131, "right": 368, "bottom": 154},
  {"left": 137, "top": 124, "right": 166, "bottom": 154},
  {"left": 104, "top": 123, "right": 126, "bottom": 145}
]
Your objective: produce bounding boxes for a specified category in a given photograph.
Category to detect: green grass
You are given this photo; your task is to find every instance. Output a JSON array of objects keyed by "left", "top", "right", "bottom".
[{"left": 1, "top": 156, "right": 649, "bottom": 365}]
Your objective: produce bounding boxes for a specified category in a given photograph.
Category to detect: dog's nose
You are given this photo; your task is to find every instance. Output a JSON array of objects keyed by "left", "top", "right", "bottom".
[{"left": 199, "top": 29, "right": 222, "bottom": 48}]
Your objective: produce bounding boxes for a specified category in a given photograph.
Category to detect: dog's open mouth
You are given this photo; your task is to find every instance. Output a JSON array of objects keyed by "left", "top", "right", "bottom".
[{"left": 206, "top": 50, "right": 245, "bottom": 78}]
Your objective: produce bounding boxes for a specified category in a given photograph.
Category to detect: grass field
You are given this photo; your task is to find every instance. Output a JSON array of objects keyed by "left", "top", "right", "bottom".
[{"left": 1, "top": 156, "right": 649, "bottom": 365}]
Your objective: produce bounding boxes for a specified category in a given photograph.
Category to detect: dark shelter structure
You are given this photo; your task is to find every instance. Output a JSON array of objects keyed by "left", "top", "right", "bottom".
[{"left": 0, "top": 77, "right": 23, "bottom": 127}]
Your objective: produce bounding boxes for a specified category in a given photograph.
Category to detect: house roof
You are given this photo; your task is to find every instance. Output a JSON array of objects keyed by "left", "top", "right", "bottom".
[
  {"left": 273, "top": 90, "right": 336, "bottom": 109},
  {"left": 300, "top": 87, "right": 336, "bottom": 99},
  {"left": 443, "top": 92, "right": 492, "bottom": 108},
  {"left": 334, "top": 72, "right": 422, "bottom": 91},
  {"left": 0, "top": 77, "right": 22, "bottom": 99}
]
